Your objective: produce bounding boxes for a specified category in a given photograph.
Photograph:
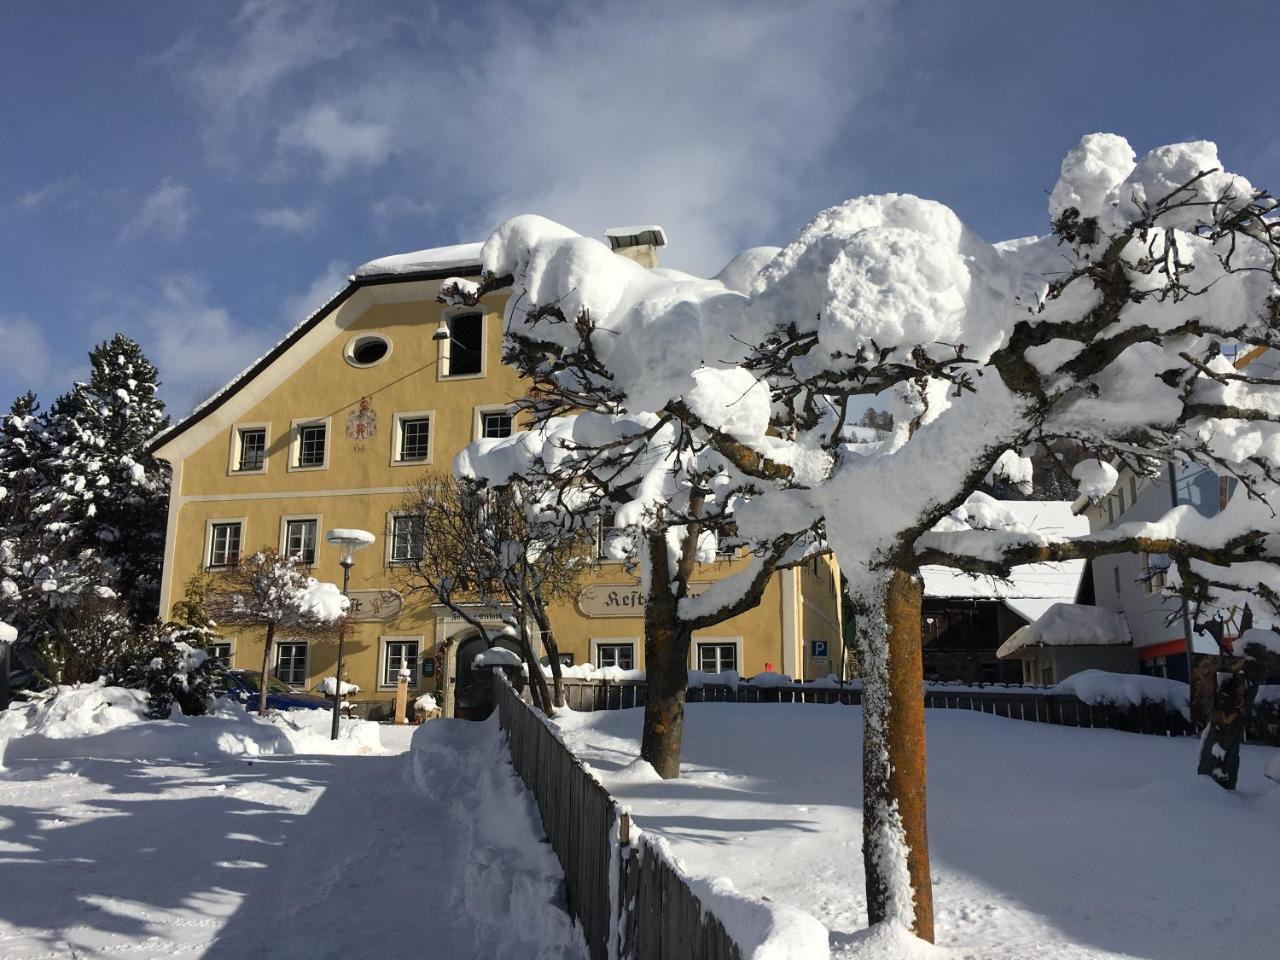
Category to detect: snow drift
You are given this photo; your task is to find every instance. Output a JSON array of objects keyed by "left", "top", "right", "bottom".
[{"left": 0, "top": 682, "right": 384, "bottom": 764}]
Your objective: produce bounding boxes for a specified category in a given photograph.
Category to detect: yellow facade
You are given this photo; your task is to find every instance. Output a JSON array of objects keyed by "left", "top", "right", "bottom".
[{"left": 152, "top": 258, "right": 843, "bottom": 715}]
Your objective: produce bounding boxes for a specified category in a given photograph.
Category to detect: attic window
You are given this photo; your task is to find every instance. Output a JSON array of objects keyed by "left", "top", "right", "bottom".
[{"left": 345, "top": 335, "right": 391, "bottom": 367}]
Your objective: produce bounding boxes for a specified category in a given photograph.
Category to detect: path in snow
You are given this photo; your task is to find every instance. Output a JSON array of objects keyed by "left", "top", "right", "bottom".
[{"left": 0, "top": 721, "right": 586, "bottom": 959}]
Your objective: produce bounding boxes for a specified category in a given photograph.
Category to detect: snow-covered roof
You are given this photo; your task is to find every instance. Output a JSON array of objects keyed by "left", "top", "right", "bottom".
[
  {"left": 354, "top": 241, "right": 484, "bottom": 279},
  {"left": 922, "top": 500, "right": 1090, "bottom": 606},
  {"left": 997, "top": 603, "right": 1131, "bottom": 658}
]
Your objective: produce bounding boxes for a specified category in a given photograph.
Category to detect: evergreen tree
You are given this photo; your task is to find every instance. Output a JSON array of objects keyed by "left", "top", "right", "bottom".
[{"left": 37, "top": 335, "right": 171, "bottom": 621}]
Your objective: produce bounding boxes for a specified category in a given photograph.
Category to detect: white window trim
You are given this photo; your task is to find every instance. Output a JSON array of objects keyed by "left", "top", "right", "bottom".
[
  {"left": 473, "top": 404, "right": 516, "bottom": 442},
  {"left": 288, "top": 416, "right": 331, "bottom": 472},
  {"left": 207, "top": 637, "right": 236, "bottom": 665},
  {"left": 437, "top": 308, "right": 487, "bottom": 381},
  {"left": 385, "top": 512, "right": 425, "bottom": 565},
  {"left": 228, "top": 422, "right": 270, "bottom": 476},
  {"left": 343, "top": 333, "right": 394, "bottom": 369},
  {"left": 274, "top": 640, "right": 310, "bottom": 689},
  {"left": 279, "top": 513, "right": 322, "bottom": 565},
  {"left": 690, "top": 636, "right": 744, "bottom": 674},
  {"left": 590, "top": 637, "right": 638, "bottom": 670},
  {"left": 204, "top": 516, "right": 247, "bottom": 570},
  {"left": 378, "top": 635, "right": 424, "bottom": 691},
  {"left": 391, "top": 409, "right": 435, "bottom": 467}
]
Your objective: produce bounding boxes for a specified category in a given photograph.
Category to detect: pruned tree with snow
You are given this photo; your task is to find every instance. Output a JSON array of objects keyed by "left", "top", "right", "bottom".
[
  {"left": 207, "top": 549, "right": 348, "bottom": 716},
  {"left": 392, "top": 472, "right": 594, "bottom": 715},
  {"left": 440, "top": 133, "right": 1280, "bottom": 944},
  {"left": 442, "top": 257, "right": 823, "bottom": 776}
]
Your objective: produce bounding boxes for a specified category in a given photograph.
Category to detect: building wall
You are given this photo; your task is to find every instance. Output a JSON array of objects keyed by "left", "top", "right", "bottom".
[
  {"left": 1016, "top": 644, "right": 1139, "bottom": 686},
  {"left": 155, "top": 276, "right": 841, "bottom": 705},
  {"left": 1081, "top": 463, "right": 1220, "bottom": 677}
]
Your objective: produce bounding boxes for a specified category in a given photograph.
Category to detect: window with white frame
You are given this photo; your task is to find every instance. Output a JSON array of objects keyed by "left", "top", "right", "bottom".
[
  {"left": 596, "top": 642, "right": 635, "bottom": 670},
  {"left": 208, "top": 521, "right": 242, "bottom": 568},
  {"left": 396, "top": 414, "right": 431, "bottom": 462},
  {"left": 275, "top": 642, "right": 308, "bottom": 686},
  {"left": 294, "top": 421, "right": 327, "bottom": 468},
  {"left": 697, "top": 642, "right": 737, "bottom": 674},
  {"left": 382, "top": 639, "right": 420, "bottom": 687},
  {"left": 481, "top": 410, "right": 513, "bottom": 439},
  {"left": 284, "top": 518, "right": 318, "bottom": 565},
  {"left": 390, "top": 515, "right": 426, "bottom": 562},
  {"left": 206, "top": 641, "right": 232, "bottom": 665},
  {"left": 443, "top": 312, "right": 484, "bottom": 377},
  {"left": 234, "top": 427, "right": 267, "bottom": 472},
  {"left": 596, "top": 511, "right": 621, "bottom": 560}
]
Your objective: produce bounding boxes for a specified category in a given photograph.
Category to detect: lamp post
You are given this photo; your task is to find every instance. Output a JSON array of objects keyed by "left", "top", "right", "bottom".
[{"left": 325, "top": 528, "right": 374, "bottom": 740}]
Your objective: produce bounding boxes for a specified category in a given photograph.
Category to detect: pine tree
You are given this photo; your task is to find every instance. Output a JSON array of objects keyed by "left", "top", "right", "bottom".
[{"left": 37, "top": 336, "right": 171, "bottom": 621}]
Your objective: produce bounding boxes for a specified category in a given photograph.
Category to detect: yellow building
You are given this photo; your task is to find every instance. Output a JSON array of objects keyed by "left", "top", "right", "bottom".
[{"left": 148, "top": 233, "right": 843, "bottom": 718}]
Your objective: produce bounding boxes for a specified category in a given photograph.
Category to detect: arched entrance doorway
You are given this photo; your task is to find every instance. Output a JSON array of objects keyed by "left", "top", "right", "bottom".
[{"left": 453, "top": 630, "right": 524, "bottom": 720}]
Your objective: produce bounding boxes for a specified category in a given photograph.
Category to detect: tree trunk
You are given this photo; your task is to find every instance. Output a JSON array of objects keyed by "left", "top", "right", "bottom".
[
  {"left": 858, "top": 568, "right": 933, "bottom": 941},
  {"left": 530, "top": 599, "right": 565, "bottom": 708},
  {"left": 639, "top": 536, "right": 693, "bottom": 779},
  {"left": 257, "top": 622, "right": 275, "bottom": 718},
  {"left": 519, "top": 633, "right": 554, "bottom": 716},
  {"left": 1197, "top": 668, "right": 1256, "bottom": 790}
]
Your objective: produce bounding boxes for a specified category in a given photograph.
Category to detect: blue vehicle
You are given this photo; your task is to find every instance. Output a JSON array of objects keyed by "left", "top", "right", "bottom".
[{"left": 216, "top": 670, "right": 331, "bottom": 711}]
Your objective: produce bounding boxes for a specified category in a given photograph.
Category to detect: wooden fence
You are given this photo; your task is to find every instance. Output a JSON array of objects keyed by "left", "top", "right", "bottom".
[
  {"left": 494, "top": 672, "right": 744, "bottom": 960},
  {"left": 550, "top": 677, "right": 1280, "bottom": 747}
]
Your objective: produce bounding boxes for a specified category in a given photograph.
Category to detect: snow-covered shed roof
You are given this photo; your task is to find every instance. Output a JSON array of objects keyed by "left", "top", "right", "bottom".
[
  {"left": 997, "top": 603, "right": 1131, "bottom": 659},
  {"left": 921, "top": 500, "right": 1090, "bottom": 619},
  {"left": 147, "top": 243, "right": 484, "bottom": 454}
]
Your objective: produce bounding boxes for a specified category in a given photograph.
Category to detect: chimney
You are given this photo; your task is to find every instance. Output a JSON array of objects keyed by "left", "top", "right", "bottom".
[{"left": 604, "top": 225, "right": 667, "bottom": 268}]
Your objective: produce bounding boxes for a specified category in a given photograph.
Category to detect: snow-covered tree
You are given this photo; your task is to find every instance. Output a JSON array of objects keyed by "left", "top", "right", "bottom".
[
  {"left": 1, "top": 392, "right": 113, "bottom": 646},
  {"left": 440, "top": 133, "right": 1280, "bottom": 944},
  {"left": 37, "top": 335, "right": 170, "bottom": 620},
  {"left": 207, "top": 549, "right": 348, "bottom": 716},
  {"left": 1, "top": 336, "right": 171, "bottom": 644},
  {"left": 442, "top": 263, "right": 822, "bottom": 775},
  {"left": 393, "top": 473, "right": 594, "bottom": 714}
]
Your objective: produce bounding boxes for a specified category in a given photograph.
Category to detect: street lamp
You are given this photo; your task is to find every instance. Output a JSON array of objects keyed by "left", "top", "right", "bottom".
[{"left": 325, "top": 528, "right": 374, "bottom": 740}]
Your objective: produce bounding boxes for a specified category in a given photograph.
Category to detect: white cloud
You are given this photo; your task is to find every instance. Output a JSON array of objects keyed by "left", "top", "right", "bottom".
[
  {"left": 152, "top": 0, "right": 384, "bottom": 165},
  {"left": 278, "top": 105, "right": 393, "bottom": 180},
  {"left": 282, "top": 260, "right": 351, "bottom": 321},
  {"left": 251, "top": 206, "right": 319, "bottom": 232},
  {"left": 162, "top": 0, "right": 889, "bottom": 271},
  {"left": 113, "top": 274, "right": 267, "bottom": 414},
  {"left": 120, "top": 179, "right": 194, "bottom": 242},
  {"left": 16, "top": 176, "right": 87, "bottom": 211},
  {"left": 0, "top": 314, "right": 51, "bottom": 391}
]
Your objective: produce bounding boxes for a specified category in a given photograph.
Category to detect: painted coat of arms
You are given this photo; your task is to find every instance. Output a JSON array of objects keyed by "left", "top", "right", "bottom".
[{"left": 346, "top": 395, "right": 377, "bottom": 441}]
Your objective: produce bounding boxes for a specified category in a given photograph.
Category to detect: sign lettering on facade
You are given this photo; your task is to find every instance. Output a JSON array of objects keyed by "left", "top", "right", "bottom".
[
  {"left": 576, "top": 582, "right": 713, "bottom": 618},
  {"left": 347, "top": 590, "right": 404, "bottom": 622}
]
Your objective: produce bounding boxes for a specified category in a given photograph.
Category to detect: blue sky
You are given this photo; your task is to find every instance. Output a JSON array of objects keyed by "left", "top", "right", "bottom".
[{"left": 3, "top": 0, "right": 1277, "bottom": 416}]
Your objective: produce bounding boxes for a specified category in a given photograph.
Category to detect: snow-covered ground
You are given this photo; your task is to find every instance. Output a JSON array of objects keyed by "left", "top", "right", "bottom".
[
  {"left": 553, "top": 703, "right": 1280, "bottom": 960},
  {"left": 0, "top": 692, "right": 586, "bottom": 959}
]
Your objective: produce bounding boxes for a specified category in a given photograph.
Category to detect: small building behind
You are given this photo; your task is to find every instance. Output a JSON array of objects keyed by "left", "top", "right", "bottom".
[
  {"left": 920, "top": 500, "right": 1092, "bottom": 684},
  {"left": 996, "top": 602, "right": 1135, "bottom": 686}
]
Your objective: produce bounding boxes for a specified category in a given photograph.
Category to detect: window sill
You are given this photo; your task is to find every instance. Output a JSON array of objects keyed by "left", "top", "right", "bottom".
[
  {"left": 377, "top": 683, "right": 420, "bottom": 693},
  {"left": 438, "top": 371, "right": 486, "bottom": 381},
  {"left": 287, "top": 463, "right": 329, "bottom": 473},
  {"left": 391, "top": 458, "right": 432, "bottom": 467},
  {"left": 230, "top": 467, "right": 268, "bottom": 476}
]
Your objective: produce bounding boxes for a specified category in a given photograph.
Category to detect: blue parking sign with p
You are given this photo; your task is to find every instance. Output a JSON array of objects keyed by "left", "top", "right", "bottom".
[{"left": 810, "top": 639, "right": 828, "bottom": 658}]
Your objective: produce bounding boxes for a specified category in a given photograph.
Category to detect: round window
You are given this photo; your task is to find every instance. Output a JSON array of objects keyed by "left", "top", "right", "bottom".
[{"left": 346, "top": 335, "right": 391, "bottom": 367}]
